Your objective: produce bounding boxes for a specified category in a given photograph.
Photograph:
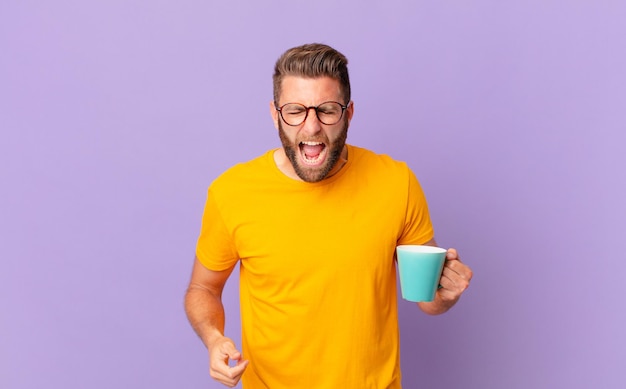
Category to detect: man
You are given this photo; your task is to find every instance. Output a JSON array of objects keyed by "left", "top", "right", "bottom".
[{"left": 185, "top": 43, "right": 473, "bottom": 388}]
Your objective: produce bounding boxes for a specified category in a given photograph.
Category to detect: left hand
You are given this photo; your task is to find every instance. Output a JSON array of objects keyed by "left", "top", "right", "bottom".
[{"left": 437, "top": 248, "right": 472, "bottom": 303}]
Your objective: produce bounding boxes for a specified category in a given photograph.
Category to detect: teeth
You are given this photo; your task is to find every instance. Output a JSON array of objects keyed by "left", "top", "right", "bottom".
[{"left": 299, "top": 141, "right": 326, "bottom": 165}]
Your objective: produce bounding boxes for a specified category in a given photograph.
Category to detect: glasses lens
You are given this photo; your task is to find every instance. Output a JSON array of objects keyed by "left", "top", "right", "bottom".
[
  {"left": 316, "top": 102, "right": 344, "bottom": 125},
  {"left": 281, "top": 104, "right": 307, "bottom": 126}
]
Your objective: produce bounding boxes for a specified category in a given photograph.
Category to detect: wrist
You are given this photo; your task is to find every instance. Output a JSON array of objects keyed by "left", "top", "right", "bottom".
[{"left": 204, "top": 328, "right": 225, "bottom": 350}]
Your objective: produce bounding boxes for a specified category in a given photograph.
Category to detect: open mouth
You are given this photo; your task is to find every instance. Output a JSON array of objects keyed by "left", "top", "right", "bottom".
[{"left": 299, "top": 141, "right": 327, "bottom": 166}]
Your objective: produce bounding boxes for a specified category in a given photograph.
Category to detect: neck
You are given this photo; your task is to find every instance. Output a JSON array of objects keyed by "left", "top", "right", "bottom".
[{"left": 325, "top": 145, "right": 348, "bottom": 178}]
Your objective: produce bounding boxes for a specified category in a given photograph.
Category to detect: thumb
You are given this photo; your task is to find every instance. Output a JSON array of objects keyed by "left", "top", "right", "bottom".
[{"left": 446, "top": 248, "right": 460, "bottom": 261}]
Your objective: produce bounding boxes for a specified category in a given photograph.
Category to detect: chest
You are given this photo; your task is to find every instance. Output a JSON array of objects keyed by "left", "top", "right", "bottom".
[{"left": 229, "top": 185, "right": 405, "bottom": 282}]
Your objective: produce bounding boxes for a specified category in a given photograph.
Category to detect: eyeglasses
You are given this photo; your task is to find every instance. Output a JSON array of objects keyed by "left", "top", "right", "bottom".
[{"left": 275, "top": 101, "right": 350, "bottom": 126}]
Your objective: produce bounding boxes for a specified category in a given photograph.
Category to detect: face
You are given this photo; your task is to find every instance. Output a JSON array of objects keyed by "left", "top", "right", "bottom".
[{"left": 271, "top": 76, "right": 353, "bottom": 183}]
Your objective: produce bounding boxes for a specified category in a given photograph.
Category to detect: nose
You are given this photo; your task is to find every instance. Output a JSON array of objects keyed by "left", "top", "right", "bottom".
[{"left": 300, "top": 107, "right": 322, "bottom": 135}]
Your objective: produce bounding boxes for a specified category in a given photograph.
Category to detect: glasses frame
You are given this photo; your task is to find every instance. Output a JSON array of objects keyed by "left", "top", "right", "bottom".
[{"left": 275, "top": 101, "right": 351, "bottom": 126}]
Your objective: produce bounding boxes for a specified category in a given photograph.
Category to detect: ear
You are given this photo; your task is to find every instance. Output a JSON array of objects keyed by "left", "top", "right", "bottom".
[
  {"left": 345, "top": 101, "right": 355, "bottom": 124},
  {"left": 270, "top": 101, "right": 279, "bottom": 130}
]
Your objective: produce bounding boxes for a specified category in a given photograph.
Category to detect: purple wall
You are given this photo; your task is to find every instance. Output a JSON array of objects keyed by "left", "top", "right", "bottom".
[{"left": 2, "top": 1, "right": 625, "bottom": 388}]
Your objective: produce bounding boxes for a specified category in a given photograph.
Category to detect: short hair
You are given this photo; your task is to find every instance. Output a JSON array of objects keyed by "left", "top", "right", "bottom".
[{"left": 273, "top": 43, "right": 351, "bottom": 105}]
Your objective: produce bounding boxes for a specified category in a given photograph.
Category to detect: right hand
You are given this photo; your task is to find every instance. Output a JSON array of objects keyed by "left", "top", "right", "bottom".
[{"left": 208, "top": 336, "right": 249, "bottom": 387}]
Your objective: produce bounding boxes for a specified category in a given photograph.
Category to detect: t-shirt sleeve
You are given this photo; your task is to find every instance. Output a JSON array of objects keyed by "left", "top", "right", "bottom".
[
  {"left": 397, "top": 167, "right": 435, "bottom": 245},
  {"left": 195, "top": 187, "right": 240, "bottom": 271}
]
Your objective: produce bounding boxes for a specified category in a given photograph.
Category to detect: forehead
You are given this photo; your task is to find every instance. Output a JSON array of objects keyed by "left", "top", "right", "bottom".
[{"left": 279, "top": 76, "right": 342, "bottom": 105}]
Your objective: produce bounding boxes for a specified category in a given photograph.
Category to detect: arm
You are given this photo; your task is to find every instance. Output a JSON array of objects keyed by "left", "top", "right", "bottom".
[
  {"left": 417, "top": 239, "right": 473, "bottom": 315},
  {"left": 184, "top": 257, "right": 248, "bottom": 387}
]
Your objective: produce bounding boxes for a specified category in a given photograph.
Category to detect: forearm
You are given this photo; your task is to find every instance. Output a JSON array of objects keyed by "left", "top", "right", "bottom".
[{"left": 184, "top": 284, "right": 226, "bottom": 349}]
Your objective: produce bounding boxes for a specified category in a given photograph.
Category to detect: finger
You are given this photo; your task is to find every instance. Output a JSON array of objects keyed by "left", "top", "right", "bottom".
[
  {"left": 211, "top": 360, "right": 249, "bottom": 387},
  {"left": 210, "top": 357, "right": 231, "bottom": 377},
  {"left": 440, "top": 263, "right": 464, "bottom": 283},
  {"left": 441, "top": 265, "right": 462, "bottom": 283},
  {"left": 445, "top": 257, "right": 471, "bottom": 276},
  {"left": 210, "top": 345, "right": 238, "bottom": 374},
  {"left": 230, "top": 359, "right": 249, "bottom": 376},
  {"left": 446, "top": 260, "right": 473, "bottom": 282},
  {"left": 445, "top": 248, "right": 459, "bottom": 261},
  {"left": 441, "top": 266, "right": 471, "bottom": 292},
  {"left": 212, "top": 339, "right": 241, "bottom": 366},
  {"left": 439, "top": 263, "right": 460, "bottom": 286},
  {"left": 222, "top": 342, "right": 242, "bottom": 361},
  {"left": 438, "top": 272, "right": 454, "bottom": 290}
]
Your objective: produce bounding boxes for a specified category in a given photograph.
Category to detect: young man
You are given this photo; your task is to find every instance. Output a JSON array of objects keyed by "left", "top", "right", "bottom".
[{"left": 185, "top": 43, "right": 473, "bottom": 388}]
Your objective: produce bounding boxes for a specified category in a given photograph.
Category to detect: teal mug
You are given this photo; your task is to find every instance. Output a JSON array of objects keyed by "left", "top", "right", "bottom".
[{"left": 396, "top": 245, "right": 447, "bottom": 302}]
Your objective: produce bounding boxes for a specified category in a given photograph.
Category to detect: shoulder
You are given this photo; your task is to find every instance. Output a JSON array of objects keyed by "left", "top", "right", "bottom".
[
  {"left": 209, "top": 150, "right": 276, "bottom": 193},
  {"left": 348, "top": 145, "right": 411, "bottom": 175}
]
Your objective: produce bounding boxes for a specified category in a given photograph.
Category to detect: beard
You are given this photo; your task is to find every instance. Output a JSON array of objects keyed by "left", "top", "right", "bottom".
[{"left": 278, "top": 118, "right": 349, "bottom": 183}]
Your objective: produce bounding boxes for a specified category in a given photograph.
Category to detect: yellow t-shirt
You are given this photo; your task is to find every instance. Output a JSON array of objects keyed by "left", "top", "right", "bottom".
[{"left": 196, "top": 145, "right": 434, "bottom": 389}]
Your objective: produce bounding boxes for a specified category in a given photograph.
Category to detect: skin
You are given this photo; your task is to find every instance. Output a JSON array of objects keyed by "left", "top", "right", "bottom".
[
  {"left": 184, "top": 76, "right": 473, "bottom": 387},
  {"left": 271, "top": 76, "right": 353, "bottom": 182},
  {"left": 185, "top": 260, "right": 245, "bottom": 387}
]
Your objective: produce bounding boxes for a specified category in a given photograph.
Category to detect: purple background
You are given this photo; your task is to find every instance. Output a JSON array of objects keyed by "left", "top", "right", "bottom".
[{"left": 2, "top": 1, "right": 625, "bottom": 388}]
